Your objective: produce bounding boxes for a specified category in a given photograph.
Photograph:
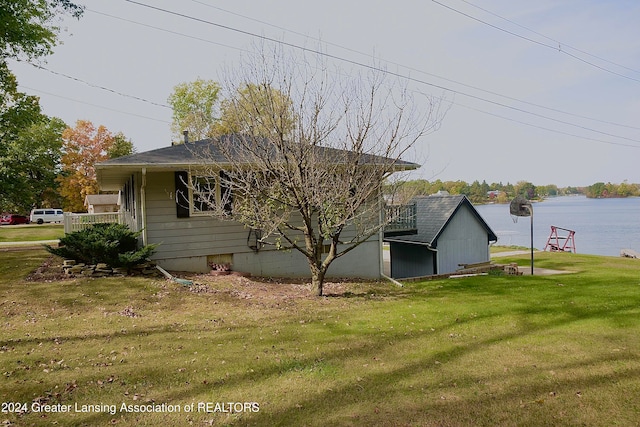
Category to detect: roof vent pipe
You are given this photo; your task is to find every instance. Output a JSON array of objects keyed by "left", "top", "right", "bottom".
[{"left": 183, "top": 130, "right": 189, "bottom": 144}]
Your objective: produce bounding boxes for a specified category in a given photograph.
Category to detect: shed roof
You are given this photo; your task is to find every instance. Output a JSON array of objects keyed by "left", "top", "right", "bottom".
[
  {"left": 386, "top": 194, "right": 497, "bottom": 247},
  {"left": 84, "top": 194, "right": 119, "bottom": 206}
]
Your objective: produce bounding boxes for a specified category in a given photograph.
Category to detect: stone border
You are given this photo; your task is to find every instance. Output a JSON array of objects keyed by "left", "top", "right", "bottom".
[{"left": 62, "top": 260, "right": 161, "bottom": 278}]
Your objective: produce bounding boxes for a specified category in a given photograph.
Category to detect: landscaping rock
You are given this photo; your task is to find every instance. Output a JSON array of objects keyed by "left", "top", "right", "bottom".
[{"left": 60, "top": 260, "right": 157, "bottom": 278}]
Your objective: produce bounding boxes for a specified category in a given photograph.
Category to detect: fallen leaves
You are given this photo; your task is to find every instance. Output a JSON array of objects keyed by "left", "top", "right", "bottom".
[{"left": 118, "top": 307, "right": 139, "bottom": 318}]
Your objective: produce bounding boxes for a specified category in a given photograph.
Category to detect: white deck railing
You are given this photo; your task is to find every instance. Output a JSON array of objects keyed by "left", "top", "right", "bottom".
[
  {"left": 63, "top": 212, "right": 124, "bottom": 234},
  {"left": 384, "top": 204, "right": 417, "bottom": 234}
]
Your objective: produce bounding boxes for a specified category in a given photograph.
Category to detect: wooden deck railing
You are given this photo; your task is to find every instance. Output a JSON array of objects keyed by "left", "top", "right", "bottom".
[
  {"left": 384, "top": 204, "right": 417, "bottom": 235},
  {"left": 63, "top": 212, "right": 124, "bottom": 234}
]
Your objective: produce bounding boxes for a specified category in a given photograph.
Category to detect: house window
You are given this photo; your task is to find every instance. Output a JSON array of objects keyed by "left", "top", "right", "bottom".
[
  {"left": 189, "top": 172, "right": 233, "bottom": 216},
  {"left": 122, "top": 175, "right": 136, "bottom": 218},
  {"left": 192, "top": 175, "right": 219, "bottom": 214}
]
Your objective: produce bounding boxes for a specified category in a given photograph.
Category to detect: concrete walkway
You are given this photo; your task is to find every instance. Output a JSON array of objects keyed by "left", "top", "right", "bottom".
[
  {"left": 491, "top": 250, "right": 538, "bottom": 258},
  {"left": 491, "top": 250, "right": 574, "bottom": 276}
]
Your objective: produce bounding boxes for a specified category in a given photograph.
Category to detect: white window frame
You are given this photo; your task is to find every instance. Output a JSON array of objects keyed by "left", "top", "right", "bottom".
[{"left": 189, "top": 173, "right": 220, "bottom": 216}]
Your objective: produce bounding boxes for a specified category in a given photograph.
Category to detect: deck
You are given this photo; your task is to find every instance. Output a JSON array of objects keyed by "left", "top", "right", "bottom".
[{"left": 383, "top": 204, "right": 417, "bottom": 237}]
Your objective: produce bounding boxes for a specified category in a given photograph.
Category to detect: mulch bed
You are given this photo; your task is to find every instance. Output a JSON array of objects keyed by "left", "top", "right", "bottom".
[
  {"left": 25, "top": 255, "right": 69, "bottom": 282},
  {"left": 25, "top": 256, "right": 382, "bottom": 301}
]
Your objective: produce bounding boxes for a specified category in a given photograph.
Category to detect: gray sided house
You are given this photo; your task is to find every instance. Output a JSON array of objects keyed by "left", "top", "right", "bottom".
[
  {"left": 385, "top": 194, "right": 497, "bottom": 279},
  {"left": 95, "top": 135, "right": 418, "bottom": 279}
]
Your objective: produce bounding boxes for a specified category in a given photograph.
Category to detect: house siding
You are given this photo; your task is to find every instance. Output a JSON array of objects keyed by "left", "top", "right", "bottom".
[
  {"left": 145, "top": 172, "right": 251, "bottom": 261},
  {"left": 143, "top": 171, "right": 381, "bottom": 278},
  {"left": 435, "top": 204, "right": 491, "bottom": 274},
  {"left": 233, "top": 240, "right": 380, "bottom": 279}
]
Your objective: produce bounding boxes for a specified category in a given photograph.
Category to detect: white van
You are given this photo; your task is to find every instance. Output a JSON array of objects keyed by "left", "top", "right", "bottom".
[{"left": 30, "top": 209, "right": 64, "bottom": 224}]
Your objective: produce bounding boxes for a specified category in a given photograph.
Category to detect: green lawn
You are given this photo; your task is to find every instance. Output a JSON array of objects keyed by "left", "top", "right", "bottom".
[
  {"left": 1, "top": 249, "right": 639, "bottom": 426},
  {"left": 490, "top": 244, "right": 532, "bottom": 253},
  {"left": 0, "top": 224, "right": 64, "bottom": 242}
]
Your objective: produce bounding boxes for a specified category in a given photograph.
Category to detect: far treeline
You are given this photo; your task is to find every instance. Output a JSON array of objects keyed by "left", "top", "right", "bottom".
[{"left": 386, "top": 179, "right": 640, "bottom": 205}]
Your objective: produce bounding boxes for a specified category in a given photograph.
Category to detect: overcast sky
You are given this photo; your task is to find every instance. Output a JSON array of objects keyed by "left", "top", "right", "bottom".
[{"left": 9, "top": 0, "right": 640, "bottom": 187}]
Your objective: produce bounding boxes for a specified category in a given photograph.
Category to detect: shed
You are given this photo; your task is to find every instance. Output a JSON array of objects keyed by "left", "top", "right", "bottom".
[
  {"left": 385, "top": 194, "right": 497, "bottom": 279},
  {"left": 84, "top": 194, "right": 119, "bottom": 214}
]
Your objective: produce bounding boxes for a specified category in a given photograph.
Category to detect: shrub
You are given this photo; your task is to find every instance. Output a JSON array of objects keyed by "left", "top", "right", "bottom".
[{"left": 45, "top": 223, "right": 158, "bottom": 269}]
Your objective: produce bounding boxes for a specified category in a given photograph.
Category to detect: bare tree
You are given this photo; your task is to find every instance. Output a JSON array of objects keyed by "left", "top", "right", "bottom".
[{"left": 191, "top": 45, "right": 445, "bottom": 295}]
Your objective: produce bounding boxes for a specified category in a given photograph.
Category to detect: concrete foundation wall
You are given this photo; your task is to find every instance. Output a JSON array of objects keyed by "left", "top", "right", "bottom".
[{"left": 155, "top": 239, "right": 381, "bottom": 279}]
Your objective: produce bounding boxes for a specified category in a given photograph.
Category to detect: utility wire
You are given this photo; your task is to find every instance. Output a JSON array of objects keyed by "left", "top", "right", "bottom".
[
  {"left": 454, "top": 100, "right": 640, "bottom": 149},
  {"left": 18, "top": 60, "right": 170, "bottom": 109},
  {"left": 60, "top": 3, "right": 640, "bottom": 136},
  {"left": 182, "top": 1, "right": 640, "bottom": 132},
  {"left": 20, "top": 85, "right": 171, "bottom": 123},
  {"left": 122, "top": 0, "right": 640, "bottom": 146},
  {"left": 89, "top": 8, "right": 246, "bottom": 54},
  {"left": 23, "top": 2, "right": 638, "bottom": 147},
  {"left": 431, "top": 0, "right": 640, "bottom": 84},
  {"left": 458, "top": 0, "right": 640, "bottom": 76}
]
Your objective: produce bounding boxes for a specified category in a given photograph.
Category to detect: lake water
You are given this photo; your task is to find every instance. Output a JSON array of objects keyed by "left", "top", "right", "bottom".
[{"left": 475, "top": 195, "right": 640, "bottom": 257}]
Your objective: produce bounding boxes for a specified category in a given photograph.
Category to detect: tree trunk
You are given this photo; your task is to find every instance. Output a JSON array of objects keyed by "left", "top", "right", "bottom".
[
  {"left": 311, "top": 268, "right": 326, "bottom": 297},
  {"left": 308, "top": 239, "right": 338, "bottom": 297},
  {"left": 307, "top": 251, "right": 326, "bottom": 296}
]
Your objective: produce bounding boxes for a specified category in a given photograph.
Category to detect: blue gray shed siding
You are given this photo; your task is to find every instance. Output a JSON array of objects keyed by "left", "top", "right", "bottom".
[
  {"left": 389, "top": 242, "right": 435, "bottom": 278},
  {"left": 433, "top": 203, "right": 492, "bottom": 273}
]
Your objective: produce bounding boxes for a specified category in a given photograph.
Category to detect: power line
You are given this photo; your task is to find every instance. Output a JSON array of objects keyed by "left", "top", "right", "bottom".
[
  {"left": 431, "top": 0, "right": 640, "bottom": 84},
  {"left": 81, "top": 2, "right": 640, "bottom": 135},
  {"left": 458, "top": 0, "right": 640, "bottom": 76},
  {"left": 20, "top": 85, "right": 171, "bottom": 124},
  {"left": 185, "top": 0, "right": 374, "bottom": 63},
  {"left": 19, "top": 60, "right": 171, "bottom": 109},
  {"left": 454, "top": 101, "right": 640, "bottom": 149},
  {"left": 122, "top": 0, "right": 640, "bottom": 146},
  {"left": 89, "top": 8, "right": 246, "bottom": 54},
  {"left": 20, "top": 1, "right": 638, "bottom": 149},
  {"left": 181, "top": 1, "right": 640, "bottom": 132},
  {"left": 13, "top": 8, "right": 247, "bottom": 119}
]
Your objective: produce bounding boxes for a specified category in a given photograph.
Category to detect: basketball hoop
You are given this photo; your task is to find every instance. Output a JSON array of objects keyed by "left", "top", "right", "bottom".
[
  {"left": 509, "top": 196, "right": 534, "bottom": 275},
  {"left": 510, "top": 196, "right": 531, "bottom": 217}
]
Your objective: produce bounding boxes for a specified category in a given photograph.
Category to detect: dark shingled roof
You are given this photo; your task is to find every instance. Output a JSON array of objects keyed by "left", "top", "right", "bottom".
[
  {"left": 98, "top": 138, "right": 221, "bottom": 167},
  {"left": 98, "top": 135, "right": 420, "bottom": 169},
  {"left": 387, "top": 194, "right": 497, "bottom": 247}
]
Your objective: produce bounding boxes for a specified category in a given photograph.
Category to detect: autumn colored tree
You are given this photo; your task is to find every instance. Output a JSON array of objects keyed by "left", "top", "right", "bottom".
[{"left": 57, "top": 120, "right": 131, "bottom": 212}]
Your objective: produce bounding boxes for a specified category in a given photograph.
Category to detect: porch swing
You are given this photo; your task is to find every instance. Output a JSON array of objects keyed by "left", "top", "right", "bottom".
[{"left": 544, "top": 226, "right": 576, "bottom": 253}]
